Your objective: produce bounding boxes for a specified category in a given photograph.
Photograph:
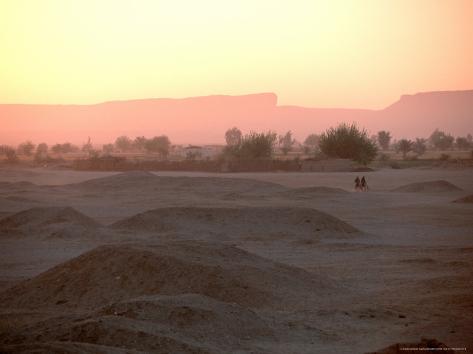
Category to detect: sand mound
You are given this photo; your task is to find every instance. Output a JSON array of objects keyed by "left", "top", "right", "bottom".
[
  {"left": 111, "top": 206, "right": 358, "bottom": 238},
  {"left": 391, "top": 180, "right": 462, "bottom": 193},
  {"left": 277, "top": 186, "right": 349, "bottom": 199},
  {"left": 0, "top": 207, "right": 99, "bottom": 238},
  {"left": 1, "top": 294, "right": 272, "bottom": 353},
  {"left": 0, "top": 241, "right": 334, "bottom": 311},
  {"left": 366, "top": 338, "right": 454, "bottom": 353},
  {"left": 453, "top": 194, "right": 473, "bottom": 203},
  {"left": 71, "top": 172, "right": 286, "bottom": 195}
]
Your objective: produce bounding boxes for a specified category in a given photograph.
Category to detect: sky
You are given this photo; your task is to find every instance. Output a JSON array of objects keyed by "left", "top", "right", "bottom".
[{"left": 1, "top": 0, "right": 472, "bottom": 108}]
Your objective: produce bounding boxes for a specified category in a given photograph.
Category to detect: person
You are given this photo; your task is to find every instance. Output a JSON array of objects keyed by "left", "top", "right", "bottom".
[
  {"left": 361, "top": 176, "right": 368, "bottom": 191},
  {"left": 354, "top": 176, "right": 361, "bottom": 191}
]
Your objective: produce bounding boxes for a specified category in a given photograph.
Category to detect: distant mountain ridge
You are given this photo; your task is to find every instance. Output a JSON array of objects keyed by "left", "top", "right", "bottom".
[{"left": 0, "top": 90, "right": 472, "bottom": 144}]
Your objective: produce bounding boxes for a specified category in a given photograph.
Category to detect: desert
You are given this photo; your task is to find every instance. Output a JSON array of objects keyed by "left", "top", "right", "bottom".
[{"left": 0, "top": 167, "right": 472, "bottom": 353}]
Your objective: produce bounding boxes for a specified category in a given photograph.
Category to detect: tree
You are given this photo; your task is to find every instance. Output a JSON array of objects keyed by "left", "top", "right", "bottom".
[
  {"left": 396, "top": 139, "right": 413, "bottom": 159},
  {"left": 82, "top": 137, "right": 93, "bottom": 153},
  {"left": 278, "top": 131, "right": 295, "bottom": 155},
  {"left": 133, "top": 136, "right": 147, "bottom": 151},
  {"left": 225, "top": 127, "right": 242, "bottom": 146},
  {"left": 377, "top": 131, "right": 391, "bottom": 150},
  {"left": 102, "top": 143, "right": 114, "bottom": 154},
  {"left": 303, "top": 134, "right": 320, "bottom": 154},
  {"left": 225, "top": 131, "right": 277, "bottom": 160},
  {"left": 429, "top": 129, "right": 454, "bottom": 150},
  {"left": 114, "top": 136, "right": 133, "bottom": 152},
  {"left": 455, "top": 136, "right": 471, "bottom": 150},
  {"left": 412, "top": 138, "right": 427, "bottom": 156},
  {"left": 144, "top": 135, "right": 171, "bottom": 158},
  {"left": 0, "top": 145, "right": 19, "bottom": 163},
  {"left": 318, "top": 123, "right": 377, "bottom": 164},
  {"left": 34, "top": 143, "right": 49, "bottom": 162},
  {"left": 51, "top": 142, "right": 78, "bottom": 154},
  {"left": 17, "top": 141, "right": 36, "bottom": 156}
]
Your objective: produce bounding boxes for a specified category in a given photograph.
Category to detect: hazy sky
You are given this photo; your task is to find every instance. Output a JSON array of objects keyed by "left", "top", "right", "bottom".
[{"left": 1, "top": 0, "right": 472, "bottom": 108}]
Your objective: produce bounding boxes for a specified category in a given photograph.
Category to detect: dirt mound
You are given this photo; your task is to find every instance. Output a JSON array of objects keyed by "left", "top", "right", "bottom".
[
  {"left": 366, "top": 338, "right": 454, "bottom": 353},
  {"left": 277, "top": 186, "right": 349, "bottom": 199},
  {"left": 453, "top": 194, "right": 473, "bottom": 203},
  {"left": 0, "top": 241, "right": 335, "bottom": 311},
  {"left": 1, "top": 294, "right": 273, "bottom": 353},
  {"left": 0, "top": 207, "right": 99, "bottom": 238},
  {"left": 70, "top": 172, "right": 286, "bottom": 195},
  {"left": 111, "top": 206, "right": 358, "bottom": 238},
  {"left": 391, "top": 180, "right": 462, "bottom": 193}
]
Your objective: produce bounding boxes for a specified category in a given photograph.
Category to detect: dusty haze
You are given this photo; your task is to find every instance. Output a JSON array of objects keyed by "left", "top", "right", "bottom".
[{"left": 1, "top": 90, "right": 472, "bottom": 145}]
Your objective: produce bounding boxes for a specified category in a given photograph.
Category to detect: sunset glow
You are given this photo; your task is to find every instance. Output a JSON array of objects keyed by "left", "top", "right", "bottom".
[{"left": 1, "top": 0, "right": 472, "bottom": 108}]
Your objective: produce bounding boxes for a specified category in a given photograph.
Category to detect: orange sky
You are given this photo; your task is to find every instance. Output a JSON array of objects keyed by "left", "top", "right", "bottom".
[{"left": 0, "top": 0, "right": 472, "bottom": 109}]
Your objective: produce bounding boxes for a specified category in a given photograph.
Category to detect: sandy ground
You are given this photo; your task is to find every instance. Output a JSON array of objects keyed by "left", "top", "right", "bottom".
[{"left": 0, "top": 167, "right": 472, "bottom": 353}]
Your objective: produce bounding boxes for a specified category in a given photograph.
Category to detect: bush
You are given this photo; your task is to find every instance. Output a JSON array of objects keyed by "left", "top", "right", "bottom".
[
  {"left": 318, "top": 123, "right": 377, "bottom": 165},
  {"left": 439, "top": 153, "right": 450, "bottom": 161},
  {"left": 224, "top": 131, "right": 277, "bottom": 160}
]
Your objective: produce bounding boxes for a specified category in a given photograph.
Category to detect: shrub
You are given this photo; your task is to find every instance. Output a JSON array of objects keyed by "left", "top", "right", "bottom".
[
  {"left": 318, "top": 123, "right": 377, "bottom": 165},
  {"left": 224, "top": 131, "right": 277, "bottom": 160},
  {"left": 439, "top": 153, "right": 450, "bottom": 161}
]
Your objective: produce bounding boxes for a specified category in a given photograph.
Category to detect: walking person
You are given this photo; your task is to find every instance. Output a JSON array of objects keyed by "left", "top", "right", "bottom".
[
  {"left": 354, "top": 176, "right": 361, "bottom": 191},
  {"left": 361, "top": 176, "right": 368, "bottom": 191}
]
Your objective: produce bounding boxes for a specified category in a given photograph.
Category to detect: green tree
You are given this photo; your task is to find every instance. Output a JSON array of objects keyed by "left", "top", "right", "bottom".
[
  {"left": 455, "top": 136, "right": 471, "bottom": 150},
  {"left": 303, "top": 133, "right": 320, "bottom": 154},
  {"left": 144, "top": 135, "right": 171, "bottom": 158},
  {"left": 377, "top": 131, "right": 391, "bottom": 150},
  {"left": 429, "top": 129, "right": 454, "bottom": 150},
  {"left": 133, "top": 136, "right": 147, "bottom": 151},
  {"left": 225, "top": 127, "right": 242, "bottom": 146},
  {"left": 34, "top": 143, "right": 49, "bottom": 162},
  {"left": 114, "top": 136, "right": 133, "bottom": 152},
  {"left": 412, "top": 138, "right": 427, "bottom": 156},
  {"left": 278, "top": 130, "right": 295, "bottom": 155},
  {"left": 396, "top": 139, "right": 413, "bottom": 159},
  {"left": 102, "top": 143, "right": 114, "bottom": 154},
  {"left": 318, "top": 123, "right": 377, "bottom": 164},
  {"left": 225, "top": 131, "right": 277, "bottom": 160},
  {"left": 17, "top": 141, "right": 36, "bottom": 156}
]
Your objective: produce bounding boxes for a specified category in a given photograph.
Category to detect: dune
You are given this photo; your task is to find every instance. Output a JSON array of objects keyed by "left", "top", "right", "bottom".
[
  {"left": 111, "top": 206, "right": 358, "bottom": 238},
  {"left": 366, "top": 338, "right": 454, "bottom": 354},
  {"left": 70, "top": 171, "right": 287, "bottom": 195},
  {"left": 391, "top": 180, "right": 462, "bottom": 193},
  {"left": 276, "top": 186, "right": 349, "bottom": 199},
  {"left": 0, "top": 241, "right": 336, "bottom": 311},
  {"left": 452, "top": 194, "right": 473, "bottom": 203},
  {"left": 1, "top": 294, "right": 273, "bottom": 354},
  {"left": 0, "top": 206, "right": 99, "bottom": 238}
]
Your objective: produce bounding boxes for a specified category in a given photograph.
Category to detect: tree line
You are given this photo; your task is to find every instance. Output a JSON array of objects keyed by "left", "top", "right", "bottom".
[{"left": 1, "top": 126, "right": 472, "bottom": 165}]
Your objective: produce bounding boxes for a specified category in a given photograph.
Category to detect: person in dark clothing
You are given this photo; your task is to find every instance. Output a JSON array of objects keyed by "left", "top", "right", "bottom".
[
  {"left": 361, "top": 176, "right": 368, "bottom": 191},
  {"left": 354, "top": 176, "right": 361, "bottom": 191}
]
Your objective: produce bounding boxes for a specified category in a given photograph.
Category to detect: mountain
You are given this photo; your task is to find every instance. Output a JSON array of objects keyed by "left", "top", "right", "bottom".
[{"left": 0, "top": 90, "right": 472, "bottom": 145}]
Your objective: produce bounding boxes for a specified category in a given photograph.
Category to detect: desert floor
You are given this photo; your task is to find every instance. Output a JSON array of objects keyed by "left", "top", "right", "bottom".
[{"left": 0, "top": 167, "right": 472, "bottom": 353}]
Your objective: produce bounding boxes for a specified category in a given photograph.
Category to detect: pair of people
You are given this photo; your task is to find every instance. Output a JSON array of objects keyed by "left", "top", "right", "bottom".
[{"left": 355, "top": 176, "right": 368, "bottom": 191}]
